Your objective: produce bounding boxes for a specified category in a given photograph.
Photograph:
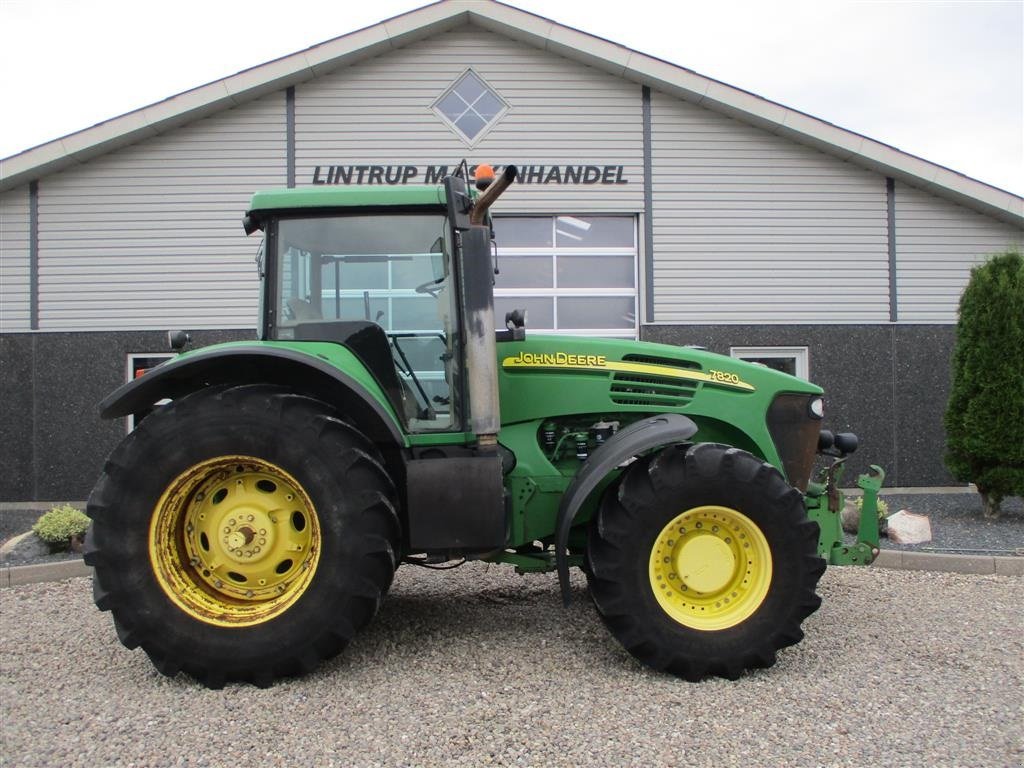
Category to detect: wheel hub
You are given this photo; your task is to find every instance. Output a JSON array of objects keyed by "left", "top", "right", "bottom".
[
  {"left": 648, "top": 504, "right": 772, "bottom": 631},
  {"left": 221, "top": 507, "right": 274, "bottom": 563},
  {"left": 676, "top": 534, "right": 735, "bottom": 594},
  {"left": 149, "top": 456, "right": 321, "bottom": 627}
]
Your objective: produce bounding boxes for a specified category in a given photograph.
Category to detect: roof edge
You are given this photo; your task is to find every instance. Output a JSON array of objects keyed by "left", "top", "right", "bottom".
[
  {"left": 0, "top": 1, "right": 467, "bottom": 192},
  {"left": 1, "top": 0, "right": 1020, "bottom": 227}
]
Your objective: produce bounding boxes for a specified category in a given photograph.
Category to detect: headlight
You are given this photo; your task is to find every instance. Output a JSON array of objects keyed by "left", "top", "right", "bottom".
[{"left": 809, "top": 397, "right": 824, "bottom": 419}]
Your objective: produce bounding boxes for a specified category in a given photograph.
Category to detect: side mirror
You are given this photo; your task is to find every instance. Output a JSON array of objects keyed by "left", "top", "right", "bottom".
[
  {"left": 429, "top": 236, "right": 445, "bottom": 280},
  {"left": 167, "top": 330, "right": 191, "bottom": 352}
]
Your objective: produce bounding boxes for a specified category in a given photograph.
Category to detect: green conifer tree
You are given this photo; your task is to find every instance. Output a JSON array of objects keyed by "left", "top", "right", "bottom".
[{"left": 944, "top": 251, "right": 1024, "bottom": 517}]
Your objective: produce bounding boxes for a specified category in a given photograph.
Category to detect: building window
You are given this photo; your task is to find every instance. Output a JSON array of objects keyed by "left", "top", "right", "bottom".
[
  {"left": 125, "top": 353, "right": 174, "bottom": 432},
  {"left": 730, "top": 346, "right": 809, "bottom": 379},
  {"left": 493, "top": 215, "right": 637, "bottom": 337},
  {"left": 432, "top": 69, "right": 509, "bottom": 144}
]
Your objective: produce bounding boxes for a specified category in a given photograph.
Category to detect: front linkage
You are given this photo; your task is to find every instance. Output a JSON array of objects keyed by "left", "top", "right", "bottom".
[{"left": 805, "top": 430, "right": 886, "bottom": 566}]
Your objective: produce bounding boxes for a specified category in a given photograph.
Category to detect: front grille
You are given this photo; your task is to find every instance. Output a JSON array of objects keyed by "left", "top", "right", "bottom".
[
  {"left": 610, "top": 354, "right": 701, "bottom": 407},
  {"left": 766, "top": 393, "right": 821, "bottom": 491}
]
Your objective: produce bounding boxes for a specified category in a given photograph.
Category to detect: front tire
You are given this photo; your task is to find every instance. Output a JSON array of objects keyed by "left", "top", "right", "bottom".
[
  {"left": 586, "top": 443, "right": 824, "bottom": 681},
  {"left": 85, "top": 384, "right": 400, "bottom": 688}
]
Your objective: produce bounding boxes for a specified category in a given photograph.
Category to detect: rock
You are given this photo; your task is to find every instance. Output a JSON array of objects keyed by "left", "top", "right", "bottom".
[
  {"left": 886, "top": 510, "right": 933, "bottom": 545},
  {"left": 841, "top": 500, "right": 888, "bottom": 535},
  {"left": 0, "top": 531, "right": 52, "bottom": 564},
  {"left": 841, "top": 501, "right": 859, "bottom": 534}
]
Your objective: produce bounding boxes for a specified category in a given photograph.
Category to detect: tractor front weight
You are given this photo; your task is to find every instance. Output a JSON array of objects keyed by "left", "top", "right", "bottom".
[{"left": 806, "top": 461, "right": 886, "bottom": 566}]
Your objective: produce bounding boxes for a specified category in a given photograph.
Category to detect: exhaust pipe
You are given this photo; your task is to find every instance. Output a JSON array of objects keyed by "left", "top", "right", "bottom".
[{"left": 455, "top": 164, "right": 517, "bottom": 450}]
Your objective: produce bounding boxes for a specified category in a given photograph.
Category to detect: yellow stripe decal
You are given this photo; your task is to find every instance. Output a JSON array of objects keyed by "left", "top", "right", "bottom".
[{"left": 501, "top": 353, "right": 755, "bottom": 392}]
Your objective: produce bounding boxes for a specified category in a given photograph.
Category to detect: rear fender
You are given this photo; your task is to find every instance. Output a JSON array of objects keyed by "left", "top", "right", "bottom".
[
  {"left": 100, "top": 345, "right": 406, "bottom": 446},
  {"left": 555, "top": 413, "right": 698, "bottom": 605}
]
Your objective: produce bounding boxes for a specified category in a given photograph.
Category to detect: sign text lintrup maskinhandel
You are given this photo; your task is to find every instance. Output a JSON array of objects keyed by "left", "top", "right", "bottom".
[{"left": 311, "top": 164, "right": 629, "bottom": 185}]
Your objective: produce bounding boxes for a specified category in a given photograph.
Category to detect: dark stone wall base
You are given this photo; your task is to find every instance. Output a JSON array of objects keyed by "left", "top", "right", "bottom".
[
  {"left": 641, "top": 323, "right": 957, "bottom": 488},
  {"left": 1, "top": 324, "right": 956, "bottom": 499},
  {"left": 0, "top": 330, "right": 254, "bottom": 501}
]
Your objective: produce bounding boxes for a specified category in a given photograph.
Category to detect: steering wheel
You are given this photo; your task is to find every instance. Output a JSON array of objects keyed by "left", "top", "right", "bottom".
[{"left": 414, "top": 277, "right": 444, "bottom": 297}]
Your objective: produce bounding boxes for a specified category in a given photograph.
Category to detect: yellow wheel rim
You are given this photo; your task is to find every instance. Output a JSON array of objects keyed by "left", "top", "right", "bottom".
[
  {"left": 149, "top": 456, "right": 321, "bottom": 628},
  {"left": 648, "top": 505, "right": 772, "bottom": 631}
]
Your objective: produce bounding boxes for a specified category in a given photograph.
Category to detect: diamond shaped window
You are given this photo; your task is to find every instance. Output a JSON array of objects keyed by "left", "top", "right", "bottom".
[{"left": 432, "top": 70, "right": 508, "bottom": 144}]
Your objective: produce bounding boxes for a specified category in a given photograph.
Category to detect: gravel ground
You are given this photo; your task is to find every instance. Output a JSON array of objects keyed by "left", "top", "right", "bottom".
[{"left": 2, "top": 565, "right": 1021, "bottom": 767}]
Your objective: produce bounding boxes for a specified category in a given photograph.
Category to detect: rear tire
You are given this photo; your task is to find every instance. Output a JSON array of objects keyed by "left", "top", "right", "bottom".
[
  {"left": 586, "top": 443, "right": 824, "bottom": 681},
  {"left": 85, "top": 384, "right": 400, "bottom": 688}
]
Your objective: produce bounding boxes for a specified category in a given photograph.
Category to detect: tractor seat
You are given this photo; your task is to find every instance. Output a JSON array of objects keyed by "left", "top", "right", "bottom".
[{"left": 291, "top": 320, "right": 417, "bottom": 421}]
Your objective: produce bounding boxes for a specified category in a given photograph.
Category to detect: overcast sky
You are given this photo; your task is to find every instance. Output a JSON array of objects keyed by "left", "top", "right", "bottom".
[{"left": 1, "top": 0, "right": 1021, "bottom": 195}]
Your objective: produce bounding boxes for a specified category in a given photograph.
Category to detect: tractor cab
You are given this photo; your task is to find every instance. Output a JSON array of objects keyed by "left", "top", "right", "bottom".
[
  {"left": 262, "top": 207, "right": 459, "bottom": 431},
  {"left": 242, "top": 166, "right": 513, "bottom": 444},
  {"left": 245, "top": 185, "right": 475, "bottom": 434}
]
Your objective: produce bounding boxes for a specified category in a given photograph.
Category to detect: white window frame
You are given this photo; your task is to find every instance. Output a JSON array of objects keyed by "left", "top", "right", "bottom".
[
  {"left": 493, "top": 215, "right": 639, "bottom": 339},
  {"left": 124, "top": 353, "right": 175, "bottom": 433},
  {"left": 729, "top": 346, "right": 810, "bottom": 380},
  {"left": 431, "top": 68, "right": 510, "bottom": 147}
]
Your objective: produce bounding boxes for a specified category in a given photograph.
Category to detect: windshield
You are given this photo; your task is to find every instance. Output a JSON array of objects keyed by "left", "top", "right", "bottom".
[{"left": 271, "top": 213, "right": 459, "bottom": 432}]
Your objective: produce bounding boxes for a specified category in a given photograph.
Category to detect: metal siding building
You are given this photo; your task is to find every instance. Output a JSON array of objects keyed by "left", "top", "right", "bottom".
[{"left": 1, "top": 0, "right": 1021, "bottom": 500}]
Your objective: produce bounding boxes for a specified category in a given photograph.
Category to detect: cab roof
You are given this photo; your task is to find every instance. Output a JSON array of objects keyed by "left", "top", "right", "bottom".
[{"left": 248, "top": 185, "right": 448, "bottom": 213}]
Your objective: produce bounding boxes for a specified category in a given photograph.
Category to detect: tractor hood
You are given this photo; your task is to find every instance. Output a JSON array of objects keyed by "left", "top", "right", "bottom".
[{"left": 497, "top": 335, "right": 820, "bottom": 425}]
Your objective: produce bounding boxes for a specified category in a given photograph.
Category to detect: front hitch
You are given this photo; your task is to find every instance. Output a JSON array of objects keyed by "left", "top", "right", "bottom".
[{"left": 805, "top": 434, "right": 886, "bottom": 566}]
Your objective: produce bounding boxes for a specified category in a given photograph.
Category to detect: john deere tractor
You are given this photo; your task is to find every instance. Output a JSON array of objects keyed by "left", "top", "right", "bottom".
[{"left": 85, "top": 164, "right": 884, "bottom": 688}]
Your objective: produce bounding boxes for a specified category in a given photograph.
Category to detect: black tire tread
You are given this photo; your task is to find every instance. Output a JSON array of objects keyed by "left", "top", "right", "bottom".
[
  {"left": 86, "top": 384, "right": 400, "bottom": 688},
  {"left": 587, "top": 442, "right": 825, "bottom": 681}
]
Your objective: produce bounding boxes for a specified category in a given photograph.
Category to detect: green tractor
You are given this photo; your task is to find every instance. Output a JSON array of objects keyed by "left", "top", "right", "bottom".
[{"left": 85, "top": 164, "right": 884, "bottom": 688}]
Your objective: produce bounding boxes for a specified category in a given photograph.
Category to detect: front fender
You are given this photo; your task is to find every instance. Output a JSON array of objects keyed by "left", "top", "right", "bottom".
[
  {"left": 555, "top": 413, "right": 698, "bottom": 605},
  {"left": 101, "top": 343, "right": 406, "bottom": 446}
]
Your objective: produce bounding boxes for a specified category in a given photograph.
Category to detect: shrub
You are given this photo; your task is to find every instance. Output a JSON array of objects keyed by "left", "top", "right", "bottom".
[
  {"left": 944, "top": 251, "right": 1024, "bottom": 518},
  {"left": 854, "top": 496, "right": 889, "bottom": 518},
  {"left": 32, "top": 505, "right": 90, "bottom": 550}
]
